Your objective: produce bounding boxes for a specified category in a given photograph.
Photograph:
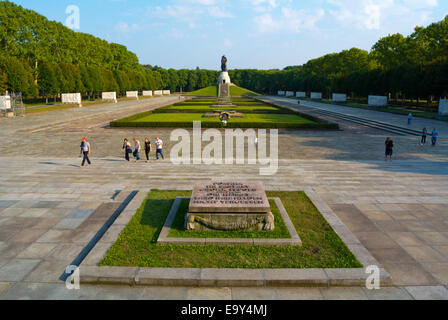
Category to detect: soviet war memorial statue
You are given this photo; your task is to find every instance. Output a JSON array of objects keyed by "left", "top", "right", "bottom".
[{"left": 221, "top": 55, "right": 228, "bottom": 72}]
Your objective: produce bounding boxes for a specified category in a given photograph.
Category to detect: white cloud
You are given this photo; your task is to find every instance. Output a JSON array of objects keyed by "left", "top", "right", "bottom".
[
  {"left": 149, "top": 0, "right": 234, "bottom": 28},
  {"left": 328, "top": 0, "right": 439, "bottom": 31},
  {"left": 254, "top": 7, "right": 325, "bottom": 33},
  {"left": 115, "top": 22, "right": 141, "bottom": 34},
  {"left": 208, "top": 6, "right": 235, "bottom": 18}
]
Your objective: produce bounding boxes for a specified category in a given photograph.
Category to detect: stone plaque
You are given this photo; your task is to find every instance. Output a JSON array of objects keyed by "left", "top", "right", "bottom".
[
  {"left": 296, "top": 92, "right": 306, "bottom": 98},
  {"left": 102, "top": 92, "right": 117, "bottom": 103},
  {"left": 126, "top": 91, "right": 139, "bottom": 99},
  {"left": 368, "top": 95, "right": 387, "bottom": 107},
  {"left": 310, "top": 92, "right": 322, "bottom": 99},
  {"left": 154, "top": 90, "right": 163, "bottom": 96},
  {"left": 0, "top": 96, "right": 11, "bottom": 110},
  {"left": 189, "top": 181, "right": 270, "bottom": 214},
  {"left": 332, "top": 93, "right": 347, "bottom": 102},
  {"left": 142, "top": 91, "right": 153, "bottom": 97},
  {"left": 439, "top": 99, "right": 448, "bottom": 116},
  {"left": 278, "top": 91, "right": 286, "bottom": 96},
  {"left": 61, "top": 93, "right": 82, "bottom": 106}
]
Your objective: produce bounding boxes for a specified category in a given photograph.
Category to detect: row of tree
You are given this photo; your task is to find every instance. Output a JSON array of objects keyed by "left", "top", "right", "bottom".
[
  {"left": 1, "top": 1, "right": 447, "bottom": 102},
  {"left": 229, "top": 15, "right": 448, "bottom": 101},
  {"left": 0, "top": 1, "right": 220, "bottom": 100}
]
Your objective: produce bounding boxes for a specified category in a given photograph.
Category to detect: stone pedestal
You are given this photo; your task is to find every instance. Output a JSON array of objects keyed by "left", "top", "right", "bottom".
[
  {"left": 187, "top": 181, "right": 274, "bottom": 232},
  {"left": 218, "top": 83, "right": 230, "bottom": 98},
  {"left": 218, "top": 72, "right": 231, "bottom": 85}
]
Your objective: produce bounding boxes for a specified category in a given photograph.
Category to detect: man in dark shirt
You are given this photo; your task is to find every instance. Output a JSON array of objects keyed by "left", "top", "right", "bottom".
[{"left": 385, "top": 137, "right": 394, "bottom": 162}]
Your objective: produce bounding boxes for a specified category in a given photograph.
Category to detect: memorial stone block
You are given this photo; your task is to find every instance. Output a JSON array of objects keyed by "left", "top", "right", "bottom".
[
  {"left": 439, "top": 99, "right": 448, "bottom": 116},
  {"left": 368, "top": 95, "right": 388, "bottom": 107},
  {"left": 0, "top": 95, "right": 11, "bottom": 110},
  {"left": 296, "top": 92, "right": 306, "bottom": 98},
  {"left": 61, "top": 93, "right": 82, "bottom": 107},
  {"left": 102, "top": 92, "right": 117, "bottom": 103},
  {"left": 310, "top": 92, "right": 322, "bottom": 99},
  {"left": 126, "top": 91, "right": 139, "bottom": 100},
  {"left": 332, "top": 93, "right": 347, "bottom": 102},
  {"left": 142, "top": 91, "right": 153, "bottom": 97},
  {"left": 187, "top": 181, "right": 274, "bottom": 232}
]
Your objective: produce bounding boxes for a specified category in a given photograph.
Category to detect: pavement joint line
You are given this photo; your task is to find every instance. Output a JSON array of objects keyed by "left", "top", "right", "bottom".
[{"left": 59, "top": 190, "right": 138, "bottom": 282}]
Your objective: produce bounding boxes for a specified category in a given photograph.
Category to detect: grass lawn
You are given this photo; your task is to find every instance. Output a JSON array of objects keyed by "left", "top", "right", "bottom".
[
  {"left": 186, "top": 86, "right": 218, "bottom": 97},
  {"left": 230, "top": 86, "right": 259, "bottom": 97},
  {"left": 160, "top": 105, "right": 282, "bottom": 112},
  {"left": 169, "top": 199, "right": 291, "bottom": 239},
  {"left": 25, "top": 105, "right": 78, "bottom": 114},
  {"left": 100, "top": 190, "right": 362, "bottom": 269},
  {"left": 186, "top": 85, "right": 260, "bottom": 97},
  {"left": 114, "top": 113, "right": 316, "bottom": 128}
]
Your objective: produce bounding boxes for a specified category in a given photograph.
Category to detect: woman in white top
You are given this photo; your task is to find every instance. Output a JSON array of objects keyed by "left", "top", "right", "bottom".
[{"left": 133, "top": 138, "right": 141, "bottom": 162}]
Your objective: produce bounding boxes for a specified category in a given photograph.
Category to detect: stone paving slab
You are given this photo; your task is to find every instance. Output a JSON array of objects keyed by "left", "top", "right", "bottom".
[{"left": 0, "top": 152, "right": 447, "bottom": 298}]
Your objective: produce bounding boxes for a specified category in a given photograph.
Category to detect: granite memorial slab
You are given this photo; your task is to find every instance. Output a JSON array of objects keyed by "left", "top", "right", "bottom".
[
  {"left": 187, "top": 181, "right": 274, "bottom": 232},
  {"left": 368, "top": 95, "right": 388, "bottom": 107}
]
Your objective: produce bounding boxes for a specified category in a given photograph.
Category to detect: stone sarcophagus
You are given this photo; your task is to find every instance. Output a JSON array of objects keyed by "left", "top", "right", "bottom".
[{"left": 186, "top": 181, "right": 274, "bottom": 232}]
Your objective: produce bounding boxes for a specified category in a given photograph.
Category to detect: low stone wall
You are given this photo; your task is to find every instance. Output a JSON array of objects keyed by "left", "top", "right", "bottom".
[
  {"left": 61, "top": 93, "right": 82, "bottom": 107},
  {"left": 163, "top": 90, "right": 171, "bottom": 95},
  {"left": 0, "top": 95, "right": 11, "bottom": 110},
  {"left": 439, "top": 99, "right": 448, "bottom": 116},
  {"left": 332, "top": 93, "right": 347, "bottom": 102},
  {"left": 154, "top": 90, "right": 163, "bottom": 96},
  {"left": 310, "top": 92, "right": 322, "bottom": 99},
  {"left": 142, "top": 91, "right": 153, "bottom": 97},
  {"left": 368, "top": 95, "right": 387, "bottom": 107},
  {"left": 296, "top": 92, "right": 306, "bottom": 98},
  {"left": 102, "top": 92, "right": 117, "bottom": 103}
]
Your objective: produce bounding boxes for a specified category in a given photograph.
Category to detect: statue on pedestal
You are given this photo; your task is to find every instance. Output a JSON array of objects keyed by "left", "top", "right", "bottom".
[{"left": 221, "top": 55, "right": 228, "bottom": 72}]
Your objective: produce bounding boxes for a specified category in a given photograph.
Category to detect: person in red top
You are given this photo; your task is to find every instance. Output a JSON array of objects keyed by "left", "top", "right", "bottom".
[{"left": 80, "top": 137, "right": 91, "bottom": 167}]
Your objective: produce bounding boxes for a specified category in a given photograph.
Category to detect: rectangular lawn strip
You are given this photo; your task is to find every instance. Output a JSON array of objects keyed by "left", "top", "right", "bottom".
[
  {"left": 130, "top": 113, "right": 315, "bottom": 124},
  {"left": 159, "top": 105, "right": 282, "bottom": 113},
  {"left": 168, "top": 198, "right": 291, "bottom": 239},
  {"left": 99, "top": 190, "right": 362, "bottom": 269}
]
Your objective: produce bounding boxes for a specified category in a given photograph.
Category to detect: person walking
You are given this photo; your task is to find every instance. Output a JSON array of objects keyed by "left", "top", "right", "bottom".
[
  {"left": 385, "top": 137, "right": 394, "bottom": 162},
  {"left": 431, "top": 128, "right": 439, "bottom": 146},
  {"left": 155, "top": 137, "right": 164, "bottom": 160},
  {"left": 133, "top": 138, "right": 141, "bottom": 162},
  {"left": 421, "top": 128, "right": 428, "bottom": 145},
  {"left": 80, "top": 137, "right": 91, "bottom": 167},
  {"left": 122, "top": 138, "right": 132, "bottom": 162},
  {"left": 408, "top": 113, "right": 413, "bottom": 125},
  {"left": 144, "top": 138, "right": 152, "bottom": 163}
]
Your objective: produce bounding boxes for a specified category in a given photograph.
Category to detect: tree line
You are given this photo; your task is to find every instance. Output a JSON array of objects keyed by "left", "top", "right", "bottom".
[
  {"left": 1, "top": 1, "right": 447, "bottom": 104},
  {"left": 229, "top": 15, "right": 448, "bottom": 103},
  {"left": 0, "top": 1, "right": 219, "bottom": 101}
]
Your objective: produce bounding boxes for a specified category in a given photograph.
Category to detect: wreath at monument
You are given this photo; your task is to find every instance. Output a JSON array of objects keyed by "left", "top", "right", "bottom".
[{"left": 219, "top": 111, "right": 230, "bottom": 125}]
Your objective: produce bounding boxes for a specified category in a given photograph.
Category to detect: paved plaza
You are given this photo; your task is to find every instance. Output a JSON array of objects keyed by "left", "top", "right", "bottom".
[{"left": 0, "top": 97, "right": 448, "bottom": 299}]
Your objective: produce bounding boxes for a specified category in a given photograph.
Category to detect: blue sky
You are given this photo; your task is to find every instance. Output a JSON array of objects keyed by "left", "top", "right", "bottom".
[{"left": 11, "top": 0, "right": 448, "bottom": 70}]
